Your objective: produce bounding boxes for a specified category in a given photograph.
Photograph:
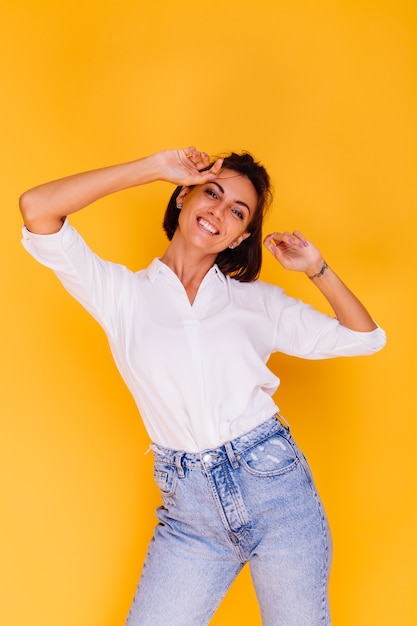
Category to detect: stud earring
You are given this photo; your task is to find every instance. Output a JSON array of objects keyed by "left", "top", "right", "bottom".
[
  {"left": 176, "top": 203, "right": 182, "bottom": 209},
  {"left": 229, "top": 243, "right": 236, "bottom": 249}
]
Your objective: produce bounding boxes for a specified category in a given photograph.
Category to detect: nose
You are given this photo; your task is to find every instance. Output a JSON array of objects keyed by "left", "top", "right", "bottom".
[{"left": 208, "top": 202, "right": 226, "bottom": 220}]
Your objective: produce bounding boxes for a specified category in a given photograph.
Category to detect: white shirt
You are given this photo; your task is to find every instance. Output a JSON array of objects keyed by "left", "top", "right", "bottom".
[{"left": 22, "top": 220, "right": 386, "bottom": 452}]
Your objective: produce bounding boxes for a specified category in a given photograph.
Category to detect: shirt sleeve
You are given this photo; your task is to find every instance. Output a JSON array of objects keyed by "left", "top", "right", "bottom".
[
  {"left": 265, "top": 283, "right": 386, "bottom": 359},
  {"left": 21, "top": 219, "right": 133, "bottom": 338}
]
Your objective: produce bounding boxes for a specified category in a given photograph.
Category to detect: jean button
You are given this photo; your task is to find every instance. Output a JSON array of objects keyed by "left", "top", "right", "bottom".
[{"left": 203, "top": 453, "right": 212, "bottom": 464}]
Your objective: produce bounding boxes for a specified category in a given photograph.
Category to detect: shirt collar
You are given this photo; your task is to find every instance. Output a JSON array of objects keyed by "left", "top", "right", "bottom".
[{"left": 146, "top": 258, "right": 226, "bottom": 285}]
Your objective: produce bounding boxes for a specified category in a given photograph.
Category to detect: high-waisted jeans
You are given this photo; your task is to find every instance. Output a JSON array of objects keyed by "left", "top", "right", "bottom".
[{"left": 125, "top": 415, "right": 332, "bottom": 625}]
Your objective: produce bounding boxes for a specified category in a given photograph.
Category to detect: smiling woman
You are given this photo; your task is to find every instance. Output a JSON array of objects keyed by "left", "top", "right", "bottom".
[
  {"left": 162, "top": 151, "right": 272, "bottom": 284},
  {"left": 19, "top": 146, "right": 386, "bottom": 626}
]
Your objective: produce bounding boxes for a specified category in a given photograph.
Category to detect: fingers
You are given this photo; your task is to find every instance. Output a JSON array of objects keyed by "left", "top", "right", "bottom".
[
  {"left": 292, "top": 230, "right": 309, "bottom": 247},
  {"left": 184, "top": 148, "right": 211, "bottom": 171},
  {"left": 263, "top": 231, "right": 309, "bottom": 250},
  {"left": 263, "top": 233, "right": 287, "bottom": 261},
  {"left": 208, "top": 157, "right": 224, "bottom": 177},
  {"left": 182, "top": 147, "right": 223, "bottom": 182},
  {"left": 263, "top": 230, "right": 323, "bottom": 274}
]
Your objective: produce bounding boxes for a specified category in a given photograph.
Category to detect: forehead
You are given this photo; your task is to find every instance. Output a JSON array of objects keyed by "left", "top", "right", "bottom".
[{"left": 213, "top": 169, "right": 258, "bottom": 204}]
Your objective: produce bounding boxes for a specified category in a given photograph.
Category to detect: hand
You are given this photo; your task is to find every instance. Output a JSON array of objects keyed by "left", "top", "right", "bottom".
[
  {"left": 263, "top": 230, "right": 324, "bottom": 275},
  {"left": 157, "top": 147, "right": 223, "bottom": 187}
]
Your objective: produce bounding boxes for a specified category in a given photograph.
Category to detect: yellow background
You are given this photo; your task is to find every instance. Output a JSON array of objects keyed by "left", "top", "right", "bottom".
[{"left": 1, "top": 1, "right": 416, "bottom": 624}]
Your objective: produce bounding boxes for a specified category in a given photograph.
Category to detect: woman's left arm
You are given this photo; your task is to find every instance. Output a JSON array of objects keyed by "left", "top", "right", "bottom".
[{"left": 263, "top": 230, "right": 377, "bottom": 332}]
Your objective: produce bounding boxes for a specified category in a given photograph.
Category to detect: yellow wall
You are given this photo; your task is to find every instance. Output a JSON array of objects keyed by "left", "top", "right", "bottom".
[{"left": 2, "top": 1, "right": 416, "bottom": 624}]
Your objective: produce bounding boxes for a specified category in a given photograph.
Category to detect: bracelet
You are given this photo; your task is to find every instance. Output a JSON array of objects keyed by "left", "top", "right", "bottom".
[{"left": 308, "top": 260, "right": 328, "bottom": 280}]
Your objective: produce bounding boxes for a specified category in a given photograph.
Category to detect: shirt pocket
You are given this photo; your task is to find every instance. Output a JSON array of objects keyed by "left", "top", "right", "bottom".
[{"left": 239, "top": 432, "right": 299, "bottom": 477}]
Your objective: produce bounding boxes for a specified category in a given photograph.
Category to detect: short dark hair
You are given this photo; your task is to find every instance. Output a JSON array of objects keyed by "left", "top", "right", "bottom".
[{"left": 162, "top": 152, "right": 272, "bottom": 282}]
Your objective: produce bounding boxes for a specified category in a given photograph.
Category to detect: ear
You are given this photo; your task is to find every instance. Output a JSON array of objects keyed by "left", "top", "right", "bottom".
[
  {"left": 232, "top": 231, "right": 251, "bottom": 248},
  {"left": 176, "top": 186, "right": 190, "bottom": 204}
]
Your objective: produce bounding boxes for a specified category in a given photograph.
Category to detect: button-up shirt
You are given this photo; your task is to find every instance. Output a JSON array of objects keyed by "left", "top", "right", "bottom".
[{"left": 22, "top": 220, "right": 386, "bottom": 452}]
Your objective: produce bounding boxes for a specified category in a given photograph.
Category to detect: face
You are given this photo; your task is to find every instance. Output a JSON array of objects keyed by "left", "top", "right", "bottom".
[{"left": 175, "top": 169, "right": 258, "bottom": 254}]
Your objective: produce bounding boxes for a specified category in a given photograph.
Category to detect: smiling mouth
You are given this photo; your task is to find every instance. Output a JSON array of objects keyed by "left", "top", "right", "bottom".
[{"left": 197, "top": 217, "right": 219, "bottom": 235}]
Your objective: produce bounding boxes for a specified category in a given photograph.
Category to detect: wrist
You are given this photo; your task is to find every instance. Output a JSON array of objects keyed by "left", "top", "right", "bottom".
[
  {"left": 137, "top": 152, "right": 165, "bottom": 183},
  {"left": 307, "top": 260, "right": 328, "bottom": 280},
  {"left": 115, "top": 153, "right": 163, "bottom": 188}
]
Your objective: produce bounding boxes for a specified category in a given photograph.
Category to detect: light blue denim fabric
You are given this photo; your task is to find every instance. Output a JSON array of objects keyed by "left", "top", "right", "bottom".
[{"left": 125, "top": 416, "right": 332, "bottom": 625}]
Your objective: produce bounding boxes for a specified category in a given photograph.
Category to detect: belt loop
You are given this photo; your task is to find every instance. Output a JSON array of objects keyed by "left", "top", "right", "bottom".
[
  {"left": 174, "top": 452, "right": 185, "bottom": 478},
  {"left": 225, "top": 442, "right": 239, "bottom": 469}
]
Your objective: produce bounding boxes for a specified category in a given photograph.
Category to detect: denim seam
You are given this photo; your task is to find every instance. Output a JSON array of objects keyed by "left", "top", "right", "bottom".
[
  {"left": 204, "top": 463, "right": 249, "bottom": 560},
  {"left": 238, "top": 456, "right": 300, "bottom": 478},
  {"left": 298, "top": 461, "right": 331, "bottom": 625}
]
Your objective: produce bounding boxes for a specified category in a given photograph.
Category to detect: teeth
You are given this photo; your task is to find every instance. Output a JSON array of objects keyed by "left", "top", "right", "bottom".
[{"left": 198, "top": 218, "right": 218, "bottom": 234}]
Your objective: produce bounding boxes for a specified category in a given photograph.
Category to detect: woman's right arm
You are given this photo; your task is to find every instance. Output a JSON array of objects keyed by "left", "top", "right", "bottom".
[{"left": 19, "top": 148, "right": 223, "bottom": 234}]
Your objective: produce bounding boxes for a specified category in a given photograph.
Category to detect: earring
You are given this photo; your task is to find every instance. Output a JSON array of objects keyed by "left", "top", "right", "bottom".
[
  {"left": 229, "top": 243, "right": 236, "bottom": 249},
  {"left": 176, "top": 203, "right": 182, "bottom": 209}
]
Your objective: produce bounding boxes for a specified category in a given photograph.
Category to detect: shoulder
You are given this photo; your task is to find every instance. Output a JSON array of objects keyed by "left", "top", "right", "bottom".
[
  {"left": 22, "top": 218, "right": 141, "bottom": 284},
  {"left": 227, "top": 275, "right": 285, "bottom": 297},
  {"left": 226, "top": 275, "right": 291, "bottom": 312}
]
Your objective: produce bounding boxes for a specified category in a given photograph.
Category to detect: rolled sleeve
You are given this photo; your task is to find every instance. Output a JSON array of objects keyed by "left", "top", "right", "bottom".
[
  {"left": 268, "top": 287, "right": 387, "bottom": 359},
  {"left": 21, "top": 219, "right": 132, "bottom": 336}
]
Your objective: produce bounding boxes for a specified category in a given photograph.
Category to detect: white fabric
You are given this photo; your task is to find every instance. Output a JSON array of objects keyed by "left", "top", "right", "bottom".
[{"left": 22, "top": 220, "right": 386, "bottom": 452}]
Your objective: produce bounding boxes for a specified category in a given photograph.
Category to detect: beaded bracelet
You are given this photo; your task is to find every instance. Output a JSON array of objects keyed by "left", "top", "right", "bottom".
[{"left": 308, "top": 260, "right": 328, "bottom": 280}]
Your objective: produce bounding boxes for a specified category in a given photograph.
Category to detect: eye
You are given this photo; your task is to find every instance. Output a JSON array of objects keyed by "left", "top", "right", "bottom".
[
  {"left": 205, "top": 188, "right": 218, "bottom": 200},
  {"left": 232, "top": 207, "right": 244, "bottom": 220}
]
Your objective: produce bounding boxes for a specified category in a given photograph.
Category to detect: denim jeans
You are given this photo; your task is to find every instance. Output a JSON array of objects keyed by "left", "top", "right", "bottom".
[{"left": 125, "top": 416, "right": 332, "bottom": 625}]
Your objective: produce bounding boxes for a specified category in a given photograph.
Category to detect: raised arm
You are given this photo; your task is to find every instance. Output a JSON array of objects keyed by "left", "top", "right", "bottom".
[
  {"left": 263, "top": 230, "right": 377, "bottom": 332},
  {"left": 19, "top": 148, "right": 223, "bottom": 234}
]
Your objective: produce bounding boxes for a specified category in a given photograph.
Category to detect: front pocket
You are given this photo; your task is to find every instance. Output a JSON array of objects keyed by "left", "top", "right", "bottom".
[
  {"left": 153, "top": 462, "right": 178, "bottom": 496},
  {"left": 239, "top": 433, "right": 299, "bottom": 477}
]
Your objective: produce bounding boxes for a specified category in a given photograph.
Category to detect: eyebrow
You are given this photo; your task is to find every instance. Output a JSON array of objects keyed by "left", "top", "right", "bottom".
[{"left": 210, "top": 181, "right": 252, "bottom": 213}]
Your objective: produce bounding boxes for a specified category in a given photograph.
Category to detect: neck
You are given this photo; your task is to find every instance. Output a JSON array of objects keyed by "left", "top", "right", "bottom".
[{"left": 160, "top": 238, "right": 218, "bottom": 304}]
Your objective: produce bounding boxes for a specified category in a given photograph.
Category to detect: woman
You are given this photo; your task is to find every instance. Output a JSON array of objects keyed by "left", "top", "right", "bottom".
[{"left": 20, "top": 147, "right": 386, "bottom": 625}]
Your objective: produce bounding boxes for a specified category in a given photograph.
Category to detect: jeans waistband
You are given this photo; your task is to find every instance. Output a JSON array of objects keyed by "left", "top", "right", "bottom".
[{"left": 151, "top": 414, "right": 290, "bottom": 471}]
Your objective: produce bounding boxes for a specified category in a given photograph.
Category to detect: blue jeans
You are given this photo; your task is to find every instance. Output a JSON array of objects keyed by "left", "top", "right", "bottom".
[{"left": 125, "top": 416, "right": 332, "bottom": 625}]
